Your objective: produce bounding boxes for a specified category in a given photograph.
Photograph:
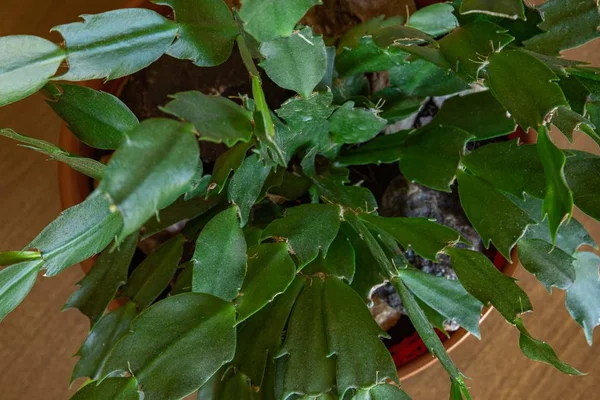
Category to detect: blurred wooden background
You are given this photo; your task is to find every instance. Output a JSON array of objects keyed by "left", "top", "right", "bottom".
[{"left": 0, "top": 1, "right": 599, "bottom": 399}]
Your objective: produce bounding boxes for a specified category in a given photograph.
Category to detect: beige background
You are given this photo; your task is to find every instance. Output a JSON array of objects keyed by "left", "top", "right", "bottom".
[{"left": 0, "top": 1, "right": 599, "bottom": 399}]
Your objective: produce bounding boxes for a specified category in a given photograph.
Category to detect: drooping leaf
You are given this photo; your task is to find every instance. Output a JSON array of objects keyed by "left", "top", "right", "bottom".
[
  {"left": 329, "top": 102, "right": 387, "bottom": 145},
  {"left": 102, "top": 293, "right": 236, "bottom": 400},
  {"left": 515, "top": 318, "right": 583, "bottom": 375},
  {"left": 517, "top": 239, "right": 575, "bottom": 292},
  {"left": 461, "top": 140, "right": 546, "bottom": 199},
  {"left": 564, "top": 151, "right": 600, "bottom": 221},
  {"left": 72, "top": 303, "right": 137, "bottom": 382},
  {"left": 71, "top": 377, "right": 141, "bottom": 400},
  {"left": 336, "top": 37, "right": 408, "bottom": 77},
  {"left": 29, "top": 193, "right": 123, "bottom": 277},
  {"left": 359, "top": 214, "right": 462, "bottom": 261},
  {"left": 97, "top": 118, "right": 200, "bottom": 241},
  {"left": 391, "top": 276, "right": 470, "bottom": 398},
  {"left": 399, "top": 125, "right": 473, "bottom": 192},
  {"left": 399, "top": 267, "right": 483, "bottom": 338},
  {"left": 262, "top": 204, "right": 341, "bottom": 268},
  {"left": 389, "top": 59, "right": 468, "bottom": 97},
  {"left": 234, "top": 277, "right": 305, "bottom": 387},
  {"left": 279, "top": 278, "right": 336, "bottom": 398},
  {"left": 445, "top": 247, "right": 532, "bottom": 324},
  {"left": 210, "top": 140, "right": 254, "bottom": 195},
  {"left": 0, "top": 35, "right": 65, "bottom": 107},
  {"left": 524, "top": 0, "right": 600, "bottom": 56},
  {"left": 303, "top": 231, "right": 355, "bottom": 283},
  {"left": 52, "top": 9, "right": 178, "bottom": 81},
  {"left": 566, "top": 252, "right": 600, "bottom": 345},
  {"left": 235, "top": 243, "right": 296, "bottom": 322},
  {"left": 431, "top": 91, "right": 517, "bottom": 140},
  {"left": 438, "top": 20, "right": 514, "bottom": 82},
  {"left": 161, "top": 91, "right": 254, "bottom": 146},
  {"left": 457, "top": 170, "right": 536, "bottom": 260},
  {"left": 239, "top": 0, "right": 319, "bottom": 42},
  {"left": 152, "top": 0, "right": 237, "bottom": 66},
  {"left": 537, "top": 126, "right": 573, "bottom": 243},
  {"left": 45, "top": 84, "right": 138, "bottom": 150},
  {"left": 487, "top": 50, "right": 568, "bottom": 130},
  {"left": 260, "top": 27, "right": 328, "bottom": 98},
  {"left": 228, "top": 154, "right": 272, "bottom": 227},
  {"left": 460, "top": 0, "right": 525, "bottom": 20},
  {"left": 335, "top": 130, "right": 411, "bottom": 167},
  {"left": 0, "top": 128, "right": 105, "bottom": 180},
  {"left": 350, "top": 383, "right": 411, "bottom": 400},
  {"left": 0, "top": 251, "right": 41, "bottom": 267},
  {"left": 64, "top": 234, "right": 137, "bottom": 326},
  {"left": 0, "top": 260, "right": 42, "bottom": 323},
  {"left": 192, "top": 207, "right": 247, "bottom": 302},
  {"left": 407, "top": 3, "right": 459, "bottom": 37}
]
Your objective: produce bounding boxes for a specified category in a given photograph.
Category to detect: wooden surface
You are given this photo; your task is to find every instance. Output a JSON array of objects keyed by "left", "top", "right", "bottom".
[{"left": 0, "top": 1, "right": 599, "bottom": 399}]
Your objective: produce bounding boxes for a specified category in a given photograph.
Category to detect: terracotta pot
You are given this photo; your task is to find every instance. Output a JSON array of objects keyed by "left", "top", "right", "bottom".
[{"left": 58, "top": 0, "right": 522, "bottom": 383}]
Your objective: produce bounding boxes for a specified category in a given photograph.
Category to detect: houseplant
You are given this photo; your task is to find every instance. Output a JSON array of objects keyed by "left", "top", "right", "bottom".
[{"left": 1, "top": 0, "right": 600, "bottom": 398}]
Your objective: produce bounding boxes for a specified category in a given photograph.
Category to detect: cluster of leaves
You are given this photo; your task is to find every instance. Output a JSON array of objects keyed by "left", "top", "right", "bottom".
[{"left": 1, "top": 0, "right": 600, "bottom": 399}]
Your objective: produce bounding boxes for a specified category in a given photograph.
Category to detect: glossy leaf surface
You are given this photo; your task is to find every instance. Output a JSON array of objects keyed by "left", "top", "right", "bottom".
[
  {"left": 566, "top": 252, "right": 600, "bottom": 345},
  {"left": 460, "top": 0, "right": 525, "bottom": 20},
  {"left": 329, "top": 102, "right": 386, "bottom": 145},
  {"left": 517, "top": 239, "right": 575, "bottom": 292},
  {"left": 0, "top": 260, "right": 42, "bottom": 323}
]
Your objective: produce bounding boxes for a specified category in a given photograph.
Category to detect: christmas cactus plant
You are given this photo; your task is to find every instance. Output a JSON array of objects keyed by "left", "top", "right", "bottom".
[{"left": 1, "top": 0, "right": 600, "bottom": 399}]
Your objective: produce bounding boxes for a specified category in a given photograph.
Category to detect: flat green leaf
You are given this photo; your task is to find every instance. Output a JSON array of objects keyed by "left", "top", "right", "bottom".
[
  {"left": 351, "top": 384, "right": 411, "bottom": 400},
  {"left": 335, "top": 130, "right": 411, "bottom": 167},
  {"left": 399, "top": 125, "right": 473, "bottom": 192},
  {"left": 303, "top": 231, "right": 355, "bottom": 282},
  {"left": 262, "top": 204, "right": 341, "bottom": 268},
  {"left": 64, "top": 235, "right": 137, "bottom": 326},
  {"left": 171, "top": 261, "right": 193, "bottom": 295},
  {"left": 260, "top": 27, "right": 327, "bottom": 98},
  {"left": 192, "top": 207, "right": 246, "bottom": 301},
  {"left": 372, "top": 25, "right": 437, "bottom": 48},
  {"left": 122, "top": 235, "right": 184, "bottom": 308},
  {"left": 98, "top": 119, "right": 200, "bottom": 241},
  {"left": 71, "top": 377, "right": 141, "bottom": 400},
  {"left": 389, "top": 59, "right": 468, "bottom": 97},
  {"left": 0, "top": 35, "right": 65, "bottom": 106},
  {"left": 461, "top": 140, "right": 546, "bottom": 199},
  {"left": 102, "top": 293, "right": 236, "bottom": 400},
  {"left": 234, "top": 277, "right": 305, "bottom": 387},
  {"left": 515, "top": 318, "right": 583, "bottom": 375},
  {"left": 72, "top": 303, "right": 137, "bottom": 382},
  {"left": 439, "top": 20, "right": 514, "bottom": 82},
  {"left": 399, "top": 268, "right": 483, "bottom": 338},
  {"left": 279, "top": 278, "right": 335, "bottom": 397},
  {"left": 559, "top": 76, "right": 590, "bottom": 115},
  {"left": 161, "top": 91, "right": 254, "bottom": 146},
  {"left": 52, "top": 9, "right": 178, "bottom": 81},
  {"left": 498, "top": 6, "right": 543, "bottom": 45},
  {"left": 329, "top": 102, "right": 387, "bottom": 145},
  {"left": 432, "top": 91, "right": 517, "bottom": 140},
  {"left": 537, "top": 126, "right": 573, "bottom": 243},
  {"left": 235, "top": 243, "right": 296, "bottom": 322},
  {"left": 228, "top": 154, "right": 272, "bottom": 227},
  {"left": 0, "top": 251, "right": 41, "bottom": 267},
  {"left": 376, "top": 90, "right": 424, "bottom": 123},
  {"left": 457, "top": 170, "right": 535, "bottom": 260},
  {"left": 517, "top": 239, "right": 575, "bottom": 292},
  {"left": 524, "top": 0, "right": 600, "bottom": 56},
  {"left": 0, "top": 260, "right": 42, "bottom": 323},
  {"left": 46, "top": 84, "right": 137, "bottom": 150},
  {"left": 359, "top": 214, "right": 462, "bottom": 261},
  {"left": 391, "top": 276, "right": 469, "bottom": 398},
  {"left": 153, "top": 0, "right": 237, "bottom": 66},
  {"left": 219, "top": 373, "right": 255, "bottom": 400},
  {"left": 0, "top": 128, "right": 105, "bottom": 180},
  {"left": 566, "top": 252, "right": 600, "bottom": 345},
  {"left": 324, "top": 276, "right": 398, "bottom": 397},
  {"left": 276, "top": 91, "right": 334, "bottom": 129},
  {"left": 29, "top": 193, "right": 123, "bottom": 277},
  {"left": 564, "top": 151, "right": 600, "bottom": 221},
  {"left": 240, "top": 0, "right": 319, "bottom": 42},
  {"left": 407, "top": 3, "right": 459, "bottom": 37},
  {"left": 520, "top": 50, "right": 587, "bottom": 78},
  {"left": 488, "top": 50, "right": 568, "bottom": 130},
  {"left": 210, "top": 140, "right": 254, "bottom": 195},
  {"left": 460, "top": 0, "right": 525, "bottom": 20},
  {"left": 336, "top": 37, "right": 408, "bottom": 77},
  {"left": 445, "top": 247, "right": 532, "bottom": 324}
]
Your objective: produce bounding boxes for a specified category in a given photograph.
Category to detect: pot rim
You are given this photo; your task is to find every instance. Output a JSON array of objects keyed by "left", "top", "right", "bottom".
[{"left": 57, "top": 0, "right": 524, "bottom": 383}]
